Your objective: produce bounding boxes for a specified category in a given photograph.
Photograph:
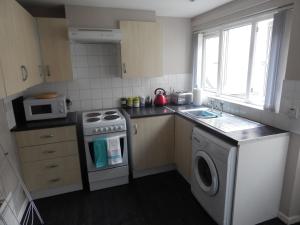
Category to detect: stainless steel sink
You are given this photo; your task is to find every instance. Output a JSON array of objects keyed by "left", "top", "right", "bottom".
[
  {"left": 180, "top": 107, "right": 264, "bottom": 133},
  {"left": 181, "top": 108, "right": 219, "bottom": 119}
]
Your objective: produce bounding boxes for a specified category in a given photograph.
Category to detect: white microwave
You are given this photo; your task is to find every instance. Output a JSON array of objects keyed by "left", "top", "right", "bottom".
[{"left": 23, "top": 95, "right": 67, "bottom": 121}]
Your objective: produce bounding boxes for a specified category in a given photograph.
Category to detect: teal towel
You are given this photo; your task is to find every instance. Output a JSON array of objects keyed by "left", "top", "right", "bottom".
[{"left": 93, "top": 138, "right": 108, "bottom": 168}]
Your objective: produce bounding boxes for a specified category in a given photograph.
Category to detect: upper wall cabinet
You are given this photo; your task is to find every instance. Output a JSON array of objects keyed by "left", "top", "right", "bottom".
[
  {"left": 37, "top": 18, "right": 73, "bottom": 83},
  {"left": 0, "top": 0, "right": 43, "bottom": 97},
  {"left": 120, "top": 21, "right": 163, "bottom": 78}
]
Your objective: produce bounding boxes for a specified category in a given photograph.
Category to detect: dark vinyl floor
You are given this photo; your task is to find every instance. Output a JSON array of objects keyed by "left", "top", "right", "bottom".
[{"left": 35, "top": 171, "right": 289, "bottom": 225}]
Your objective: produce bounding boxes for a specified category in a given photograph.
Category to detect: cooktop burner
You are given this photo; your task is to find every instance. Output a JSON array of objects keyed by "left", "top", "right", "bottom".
[
  {"left": 86, "top": 112, "right": 101, "bottom": 117},
  {"left": 104, "top": 115, "right": 120, "bottom": 120},
  {"left": 86, "top": 118, "right": 101, "bottom": 123},
  {"left": 105, "top": 111, "right": 117, "bottom": 115}
]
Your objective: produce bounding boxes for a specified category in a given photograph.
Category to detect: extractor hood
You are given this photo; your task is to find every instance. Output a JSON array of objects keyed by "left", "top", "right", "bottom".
[{"left": 69, "top": 28, "right": 122, "bottom": 43}]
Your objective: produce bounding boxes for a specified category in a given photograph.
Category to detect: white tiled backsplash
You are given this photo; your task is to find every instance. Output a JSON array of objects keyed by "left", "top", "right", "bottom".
[{"left": 25, "top": 43, "right": 192, "bottom": 111}]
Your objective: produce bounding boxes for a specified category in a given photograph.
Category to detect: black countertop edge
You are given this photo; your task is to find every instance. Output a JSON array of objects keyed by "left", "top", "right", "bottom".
[
  {"left": 11, "top": 112, "right": 78, "bottom": 132},
  {"left": 124, "top": 105, "right": 288, "bottom": 145},
  {"left": 122, "top": 106, "right": 175, "bottom": 119}
]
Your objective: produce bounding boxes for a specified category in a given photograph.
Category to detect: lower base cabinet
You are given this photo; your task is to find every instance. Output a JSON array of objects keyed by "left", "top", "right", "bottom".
[
  {"left": 131, "top": 115, "right": 174, "bottom": 172},
  {"left": 174, "top": 115, "right": 194, "bottom": 183},
  {"left": 15, "top": 126, "right": 82, "bottom": 199}
]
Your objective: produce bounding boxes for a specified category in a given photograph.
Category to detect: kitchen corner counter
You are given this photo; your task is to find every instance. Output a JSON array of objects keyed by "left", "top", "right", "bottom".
[
  {"left": 122, "top": 106, "right": 174, "bottom": 118},
  {"left": 123, "top": 104, "right": 288, "bottom": 145},
  {"left": 11, "top": 112, "right": 78, "bottom": 132}
]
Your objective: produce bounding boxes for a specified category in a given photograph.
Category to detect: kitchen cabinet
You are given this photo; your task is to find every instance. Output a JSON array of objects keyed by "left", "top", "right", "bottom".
[
  {"left": 174, "top": 115, "right": 194, "bottom": 183},
  {"left": 0, "top": 0, "right": 42, "bottom": 96},
  {"left": 15, "top": 126, "right": 82, "bottom": 199},
  {"left": 131, "top": 115, "right": 174, "bottom": 173},
  {"left": 120, "top": 21, "right": 163, "bottom": 78},
  {"left": 37, "top": 18, "right": 73, "bottom": 82}
]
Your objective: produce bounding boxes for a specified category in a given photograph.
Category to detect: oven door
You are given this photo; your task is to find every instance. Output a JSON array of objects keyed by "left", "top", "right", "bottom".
[{"left": 84, "top": 132, "right": 128, "bottom": 172}]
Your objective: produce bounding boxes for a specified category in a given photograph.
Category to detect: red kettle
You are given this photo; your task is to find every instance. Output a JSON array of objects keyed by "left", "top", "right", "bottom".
[{"left": 154, "top": 88, "right": 168, "bottom": 106}]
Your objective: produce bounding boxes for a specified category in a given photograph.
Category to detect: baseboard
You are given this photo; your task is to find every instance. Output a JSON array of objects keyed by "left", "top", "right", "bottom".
[
  {"left": 133, "top": 164, "right": 176, "bottom": 178},
  {"left": 278, "top": 211, "right": 300, "bottom": 224},
  {"left": 31, "top": 184, "right": 83, "bottom": 200}
]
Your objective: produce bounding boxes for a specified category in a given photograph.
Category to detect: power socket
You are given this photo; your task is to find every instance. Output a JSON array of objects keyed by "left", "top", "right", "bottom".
[{"left": 288, "top": 107, "right": 298, "bottom": 119}]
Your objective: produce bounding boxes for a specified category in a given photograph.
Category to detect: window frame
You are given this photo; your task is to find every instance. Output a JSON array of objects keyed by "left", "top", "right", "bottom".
[{"left": 199, "top": 14, "right": 274, "bottom": 107}]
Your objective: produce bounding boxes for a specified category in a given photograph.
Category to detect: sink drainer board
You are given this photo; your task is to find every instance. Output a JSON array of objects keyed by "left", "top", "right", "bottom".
[
  {"left": 181, "top": 108, "right": 264, "bottom": 133},
  {"left": 199, "top": 115, "right": 264, "bottom": 133}
]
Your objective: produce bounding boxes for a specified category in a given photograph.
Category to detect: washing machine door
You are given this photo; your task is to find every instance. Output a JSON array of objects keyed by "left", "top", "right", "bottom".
[{"left": 194, "top": 151, "right": 219, "bottom": 196}]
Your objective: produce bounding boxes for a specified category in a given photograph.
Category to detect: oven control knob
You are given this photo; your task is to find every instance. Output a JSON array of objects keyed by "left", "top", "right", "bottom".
[
  {"left": 100, "top": 128, "right": 104, "bottom": 133},
  {"left": 120, "top": 125, "right": 123, "bottom": 130},
  {"left": 110, "top": 126, "right": 114, "bottom": 131},
  {"left": 104, "top": 127, "right": 108, "bottom": 132},
  {"left": 94, "top": 128, "right": 100, "bottom": 133}
]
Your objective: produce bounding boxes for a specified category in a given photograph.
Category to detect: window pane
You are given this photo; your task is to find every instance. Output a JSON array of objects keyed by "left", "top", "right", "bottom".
[
  {"left": 222, "top": 25, "right": 252, "bottom": 98},
  {"left": 249, "top": 19, "right": 273, "bottom": 105},
  {"left": 202, "top": 36, "right": 219, "bottom": 91}
]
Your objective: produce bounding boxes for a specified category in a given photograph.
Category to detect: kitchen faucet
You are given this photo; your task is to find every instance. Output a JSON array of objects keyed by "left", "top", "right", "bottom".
[{"left": 209, "top": 100, "right": 224, "bottom": 116}]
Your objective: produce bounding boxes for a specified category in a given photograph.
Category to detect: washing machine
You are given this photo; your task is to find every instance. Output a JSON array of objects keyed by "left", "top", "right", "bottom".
[{"left": 191, "top": 127, "right": 237, "bottom": 225}]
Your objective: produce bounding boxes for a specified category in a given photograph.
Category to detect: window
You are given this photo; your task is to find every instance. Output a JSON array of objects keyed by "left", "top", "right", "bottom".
[{"left": 199, "top": 17, "right": 274, "bottom": 107}]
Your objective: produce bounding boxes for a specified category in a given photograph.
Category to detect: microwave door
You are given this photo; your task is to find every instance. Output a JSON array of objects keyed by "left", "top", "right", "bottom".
[{"left": 30, "top": 104, "right": 52, "bottom": 115}]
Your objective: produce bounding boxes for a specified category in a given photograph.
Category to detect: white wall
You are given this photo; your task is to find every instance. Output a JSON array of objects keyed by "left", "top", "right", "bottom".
[
  {"left": 285, "top": 1, "right": 300, "bottom": 80},
  {"left": 157, "top": 17, "right": 192, "bottom": 74},
  {"left": 65, "top": 5, "right": 156, "bottom": 28}
]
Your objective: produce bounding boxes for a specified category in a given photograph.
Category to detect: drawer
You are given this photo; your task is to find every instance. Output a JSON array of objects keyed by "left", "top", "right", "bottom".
[
  {"left": 19, "top": 141, "right": 78, "bottom": 163},
  {"left": 22, "top": 155, "right": 81, "bottom": 191},
  {"left": 15, "top": 126, "right": 77, "bottom": 147}
]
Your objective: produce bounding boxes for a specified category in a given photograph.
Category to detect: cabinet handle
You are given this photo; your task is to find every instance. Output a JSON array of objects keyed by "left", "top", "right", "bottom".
[
  {"left": 133, "top": 124, "right": 138, "bottom": 135},
  {"left": 38, "top": 65, "right": 44, "bottom": 77},
  {"left": 20, "top": 65, "right": 28, "bottom": 81},
  {"left": 122, "top": 63, "right": 127, "bottom": 74},
  {"left": 46, "top": 164, "right": 59, "bottom": 169},
  {"left": 40, "top": 134, "right": 54, "bottom": 139},
  {"left": 46, "top": 65, "right": 51, "bottom": 77},
  {"left": 49, "top": 178, "right": 60, "bottom": 183},
  {"left": 43, "top": 150, "right": 56, "bottom": 154}
]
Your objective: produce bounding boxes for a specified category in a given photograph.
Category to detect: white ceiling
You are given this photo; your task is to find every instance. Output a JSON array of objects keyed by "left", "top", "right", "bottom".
[{"left": 19, "top": 0, "right": 233, "bottom": 18}]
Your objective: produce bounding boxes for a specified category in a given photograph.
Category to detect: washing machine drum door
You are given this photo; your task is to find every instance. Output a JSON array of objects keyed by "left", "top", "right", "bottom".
[{"left": 194, "top": 151, "right": 219, "bottom": 196}]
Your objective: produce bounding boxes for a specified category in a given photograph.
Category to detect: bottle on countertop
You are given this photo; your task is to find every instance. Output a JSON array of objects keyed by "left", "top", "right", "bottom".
[
  {"left": 133, "top": 97, "right": 140, "bottom": 108},
  {"left": 145, "top": 96, "right": 152, "bottom": 107},
  {"left": 140, "top": 96, "right": 145, "bottom": 107},
  {"left": 121, "top": 97, "right": 127, "bottom": 108},
  {"left": 127, "top": 97, "right": 133, "bottom": 108}
]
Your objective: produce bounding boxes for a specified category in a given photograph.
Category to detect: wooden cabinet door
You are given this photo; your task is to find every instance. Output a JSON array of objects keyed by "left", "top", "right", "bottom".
[
  {"left": 120, "top": 21, "right": 163, "bottom": 78},
  {"left": 37, "top": 18, "right": 73, "bottom": 82},
  {"left": 0, "top": 0, "right": 26, "bottom": 96},
  {"left": 131, "top": 115, "right": 174, "bottom": 171},
  {"left": 174, "top": 115, "right": 194, "bottom": 182},
  {"left": 0, "top": 0, "right": 42, "bottom": 96},
  {"left": 22, "top": 15, "right": 43, "bottom": 88}
]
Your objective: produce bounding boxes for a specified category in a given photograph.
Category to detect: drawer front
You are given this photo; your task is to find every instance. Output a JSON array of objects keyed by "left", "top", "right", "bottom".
[
  {"left": 15, "top": 126, "right": 76, "bottom": 147},
  {"left": 22, "top": 155, "right": 81, "bottom": 191},
  {"left": 19, "top": 141, "right": 78, "bottom": 163}
]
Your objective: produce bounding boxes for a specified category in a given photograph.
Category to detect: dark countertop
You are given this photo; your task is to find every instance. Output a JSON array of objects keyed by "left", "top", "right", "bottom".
[
  {"left": 11, "top": 112, "right": 78, "bottom": 132},
  {"left": 122, "top": 106, "right": 174, "bottom": 119},
  {"left": 124, "top": 104, "right": 288, "bottom": 145}
]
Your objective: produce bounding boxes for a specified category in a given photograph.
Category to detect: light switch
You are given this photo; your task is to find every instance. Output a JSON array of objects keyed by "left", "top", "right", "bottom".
[{"left": 287, "top": 107, "right": 298, "bottom": 119}]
